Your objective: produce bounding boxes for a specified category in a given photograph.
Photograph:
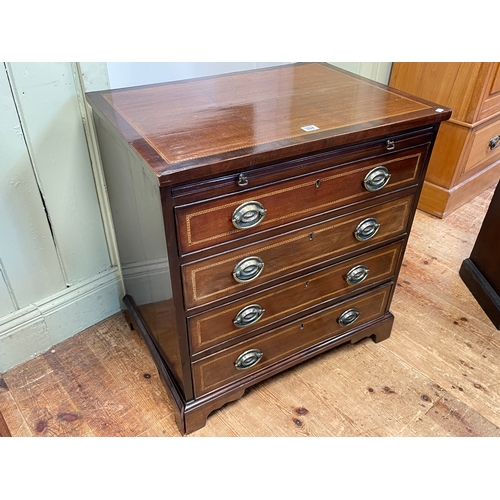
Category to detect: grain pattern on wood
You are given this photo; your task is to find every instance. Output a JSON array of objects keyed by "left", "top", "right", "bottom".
[
  {"left": 0, "top": 377, "right": 32, "bottom": 437},
  {"left": 83, "top": 314, "right": 176, "bottom": 423},
  {"left": 0, "top": 185, "right": 498, "bottom": 436},
  {"left": 0, "top": 407, "right": 11, "bottom": 437},
  {"left": 2, "top": 355, "right": 95, "bottom": 437},
  {"left": 401, "top": 390, "right": 500, "bottom": 437},
  {"left": 43, "top": 325, "right": 169, "bottom": 437}
]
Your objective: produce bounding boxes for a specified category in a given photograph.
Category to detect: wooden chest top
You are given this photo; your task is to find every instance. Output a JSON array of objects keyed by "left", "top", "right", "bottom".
[{"left": 86, "top": 63, "right": 451, "bottom": 186}]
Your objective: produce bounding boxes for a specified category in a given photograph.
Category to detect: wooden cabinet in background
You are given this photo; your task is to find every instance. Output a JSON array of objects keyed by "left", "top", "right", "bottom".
[{"left": 389, "top": 63, "right": 500, "bottom": 218}]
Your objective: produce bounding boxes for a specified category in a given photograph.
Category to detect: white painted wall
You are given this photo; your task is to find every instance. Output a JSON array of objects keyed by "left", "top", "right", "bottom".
[
  {"left": 329, "top": 62, "right": 393, "bottom": 84},
  {"left": 0, "top": 68, "right": 66, "bottom": 310},
  {"left": 107, "top": 62, "right": 289, "bottom": 89},
  {"left": 106, "top": 62, "right": 392, "bottom": 89},
  {"left": 0, "top": 61, "right": 392, "bottom": 374},
  {"left": 0, "top": 62, "right": 122, "bottom": 372},
  {"left": 6, "top": 63, "right": 110, "bottom": 283}
]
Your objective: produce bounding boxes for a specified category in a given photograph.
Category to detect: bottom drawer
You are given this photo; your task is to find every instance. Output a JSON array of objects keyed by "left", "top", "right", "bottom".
[{"left": 192, "top": 283, "right": 393, "bottom": 397}]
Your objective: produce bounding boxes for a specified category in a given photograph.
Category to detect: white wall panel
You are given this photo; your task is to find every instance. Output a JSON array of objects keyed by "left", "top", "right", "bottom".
[
  {"left": 0, "top": 65, "right": 66, "bottom": 308},
  {"left": 106, "top": 62, "right": 288, "bottom": 89},
  {"left": 6, "top": 62, "right": 111, "bottom": 285},
  {"left": 78, "top": 62, "right": 110, "bottom": 92},
  {"left": 329, "top": 62, "right": 393, "bottom": 84},
  {"left": 0, "top": 265, "right": 16, "bottom": 317},
  {"left": 0, "top": 62, "right": 122, "bottom": 372}
]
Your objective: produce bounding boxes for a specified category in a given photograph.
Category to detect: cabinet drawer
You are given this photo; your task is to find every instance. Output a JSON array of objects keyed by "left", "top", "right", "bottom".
[
  {"left": 175, "top": 146, "right": 428, "bottom": 254},
  {"left": 478, "top": 63, "right": 500, "bottom": 121},
  {"left": 182, "top": 193, "right": 414, "bottom": 309},
  {"left": 188, "top": 241, "right": 403, "bottom": 354},
  {"left": 463, "top": 117, "right": 500, "bottom": 174},
  {"left": 192, "top": 283, "right": 392, "bottom": 397}
]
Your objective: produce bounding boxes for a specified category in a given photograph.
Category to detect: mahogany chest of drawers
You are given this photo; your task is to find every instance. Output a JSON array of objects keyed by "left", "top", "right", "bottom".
[{"left": 86, "top": 63, "right": 450, "bottom": 434}]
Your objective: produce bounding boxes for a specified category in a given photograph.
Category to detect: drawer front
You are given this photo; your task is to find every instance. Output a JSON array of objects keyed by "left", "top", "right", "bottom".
[
  {"left": 182, "top": 193, "right": 414, "bottom": 309},
  {"left": 188, "top": 241, "right": 403, "bottom": 354},
  {"left": 478, "top": 63, "right": 500, "bottom": 121},
  {"left": 463, "top": 118, "right": 500, "bottom": 174},
  {"left": 192, "top": 283, "right": 392, "bottom": 397},
  {"left": 175, "top": 146, "right": 427, "bottom": 254}
]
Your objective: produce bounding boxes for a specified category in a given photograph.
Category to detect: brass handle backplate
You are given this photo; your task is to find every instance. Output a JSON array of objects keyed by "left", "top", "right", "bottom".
[
  {"left": 233, "top": 256, "right": 265, "bottom": 283},
  {"left": 234, "top": 349, "right": 263, "bottom": 370},
  {"left": 345, "top": 265, "right": 370, "bottom": 285},
  {"left": 338, "top": 308, "right": 360, "bottom": 327},
  {"left": 354, "top": 218, "right": 380, "bottom": 241},
  {"left": 233, "top": 304, "right": 265, "bottom": 328},
  {"left": 364, "top": 166, "right": 391, "bottom": 192},
  {"left": 489, "top": 135, "right": 500, "bottom": 151},
  {"left": 232, "top": 201, "right": 267, "bottom": 230}
]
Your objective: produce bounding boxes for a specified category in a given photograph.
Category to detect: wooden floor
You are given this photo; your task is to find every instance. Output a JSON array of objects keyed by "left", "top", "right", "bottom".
[{"left": 1, "top": 186, "right": 499, "bottom": 437}]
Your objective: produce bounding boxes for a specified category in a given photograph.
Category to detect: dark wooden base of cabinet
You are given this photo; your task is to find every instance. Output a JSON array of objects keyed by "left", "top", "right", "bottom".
[
  {"left": 460, "top": 259, "right": 500, "bottom": 330},
  {"left": 123, "top": 293, "right": 394, "bottom": 435}
]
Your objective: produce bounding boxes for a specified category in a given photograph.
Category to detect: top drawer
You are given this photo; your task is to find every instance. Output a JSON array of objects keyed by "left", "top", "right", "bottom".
[
  {"left": 175, "top": 142, "right": 431, "bottom": 255},
  {"left": 478, "top": 63, "right": 500, "bottom": 122}
]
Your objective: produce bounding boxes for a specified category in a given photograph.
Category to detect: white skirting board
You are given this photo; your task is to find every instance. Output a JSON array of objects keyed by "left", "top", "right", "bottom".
[
  {"left": 0, "top": 267, "right": 122, "bottom": 373},
  {"left": 121, "top": 258, "right": 172, "bottom": 307}
]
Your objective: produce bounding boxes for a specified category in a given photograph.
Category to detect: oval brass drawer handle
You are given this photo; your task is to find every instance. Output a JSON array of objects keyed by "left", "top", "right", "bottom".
[
  {"left": 233, "top": 304, "right": 265, "bottom": 328},
  {"left": 234, "top": 348, "right": 263, "bottom": 370},
  {"left": 232, "top": 201, "right": 267, "bottom": 229},
  {"left": 489, "top": 135, "right": 500, "bottom": 151},
  {"left": 233, "top": 256, "right": 265, "bottom": 283},
  {"left": 338, "top": 308, "right": 360, "bottom": 327},
  {"left": 363, "top": 166, "right": 391, "bottom": 192},
  {"left": 354, "top": 217, "right": 380, "bottom": 241},
  {"left": 345, "top": 265, "right": 370, "bottom": 285}
]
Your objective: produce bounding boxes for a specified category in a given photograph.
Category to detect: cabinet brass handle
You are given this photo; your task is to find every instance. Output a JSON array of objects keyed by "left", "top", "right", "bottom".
[
  {"left": 233, "top": 304, "right": 265, "bottom": 328},
  {"left": 232, "top": 201, "right": 267, "bottom": 229},
  {"left": 233, "top": 256, "right": 265, "bottom": 283},
  {"left": 363, "top": 166, "right": 391, "bottom": 192},
  {"left": 234, "top": 348, "right": 263, "bottom": 370},
  {"left": 345, "top": 265, "right": 370, "bottom": 285},
  {"left": 354, "top": 217, "right": 380, "bottom": 241},
  {"left": 489, "top": 135, "right": 500, "bottom": 151},
  {"left": 338, "top": 308, "right": 360, "bottom": 327}
]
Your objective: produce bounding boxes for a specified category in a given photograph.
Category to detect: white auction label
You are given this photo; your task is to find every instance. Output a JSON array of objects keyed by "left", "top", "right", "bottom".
[{"left": 301, "top": 125, "right": 320, "bottom": 132}]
